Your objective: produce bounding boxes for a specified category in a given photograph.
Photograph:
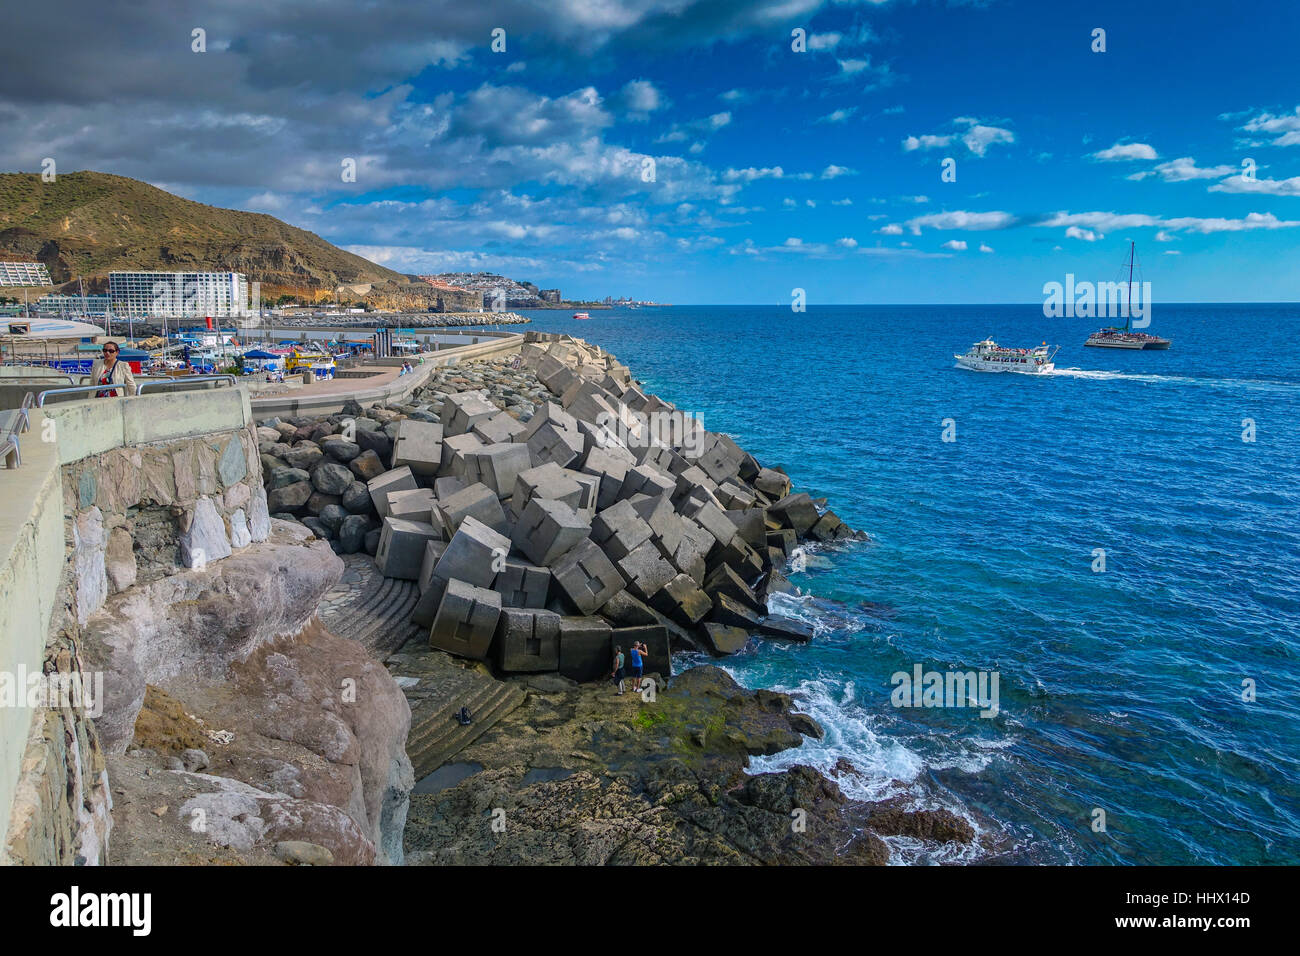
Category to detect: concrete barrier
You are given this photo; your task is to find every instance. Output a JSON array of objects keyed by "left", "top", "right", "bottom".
[{"left": 0, "top": 411, "right": 67, "bottom": 856}]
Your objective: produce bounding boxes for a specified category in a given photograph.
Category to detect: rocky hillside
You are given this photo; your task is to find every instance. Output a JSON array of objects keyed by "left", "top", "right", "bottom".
[{"left": 0, "top": 171, "right": 440, "bottom": 306}]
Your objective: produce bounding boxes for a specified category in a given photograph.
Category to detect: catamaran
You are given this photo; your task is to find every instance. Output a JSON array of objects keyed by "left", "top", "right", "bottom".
[
  {"left": 956, "top": 339, "right": 1059, "bottom": 374},
  {"left": 1084, "top": 242, "right": 1171, "bottom": 349}
]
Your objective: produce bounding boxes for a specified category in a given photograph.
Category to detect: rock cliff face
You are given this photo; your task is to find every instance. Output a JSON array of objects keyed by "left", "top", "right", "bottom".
[{"left": 8, "top": 411, "right": 414, "bottom": 865}]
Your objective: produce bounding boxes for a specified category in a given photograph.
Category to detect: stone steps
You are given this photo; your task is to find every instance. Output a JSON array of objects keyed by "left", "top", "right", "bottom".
[
  {"left": 390, "top": 649, "right": 525, "bottom": 780},
  {"left": 320, "top": 557, "right": 424, "bottom": 659},
  {"left": 407, "top": 681, "right": 524, "bottom": 780}
]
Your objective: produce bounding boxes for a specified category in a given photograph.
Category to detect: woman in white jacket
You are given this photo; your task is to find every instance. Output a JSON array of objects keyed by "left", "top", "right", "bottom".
[{"left": 87, "top": 342, "right": 137, "bottom": 397}]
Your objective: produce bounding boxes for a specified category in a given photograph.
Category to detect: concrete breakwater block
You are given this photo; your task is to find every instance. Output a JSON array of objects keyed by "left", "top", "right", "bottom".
[
  {"left": 550, "top": 539, "right": 624, "bottom": 615},
  {"left": 464, "top": 442, "right": 533, "bottom": 500},
  {"left": 493, "top": 557, "right": 551, "bottom": 609},
  {"left": 385, "top": 487, "right": 436, "bottom": 522},
  {"left": 612, "top": 625, "right": 671, "bottom": 679},
  {"left": 755, "top": 615, "right": 814, "bottom": 643},
  {"left": 435, "top": 515, "right": 511, "bottom": 589},
  {"left": 435, "top": 482, "right": 509, "bottom": 537},
  {"left": 557, "top": 616, "right": 613, "bottom": 682},
  {"left": 711, "top": 592, "right": 760, "bottom": 630},
  {"left": 511, "top": 461, "right": 584, "bottom": 519},
  {"left": 620, "top": 464, "right": 676, "bottom": 501},
  {"left": 699, "top": 622, "right": 748, "bottom": 657},
  {"left": 769, "top": 492, "right": 820, "bottom": 536},
  {"left": 614, "top": 539, "right": 677, "bottom": 602},
  {"left": 429, "top": 578, "right": 501, "bottom": 660},
  {"left": 438, "top": 433, "right": 484, "bottom": 479},
  {"left": 368, "top": 466, "right": 419, "bottom": 519},
  {"left": 496, "top": 608, "right": 561, "bottom": 672},
  {"left": 713, "top": 536, "right": 765, "bottom": 581},
  {"left": 521, "top": 402, "right": 583, "bottom": 468},
  {"left": 472, "top": 411, "right": 528, "bottom": 445},
  {"left": 410, "top": 543, "right": 451, "bottom": 627},
  {"left": 669, "top": 519, "right": 713, "bottom": 584},
  {"left": 512, "top": 498, "right": 591, "bottom": 567},
  {"left": 630, "top": 492, "right": 685, "bottom": 561},
  {"left": 754, "top": 467, "right": 791, "bottom": 499},
  {"left": 390, "top": 420, "right": 443, "bottom": 476},
  {"left": 726, "top": 508, "right": 768, "bottom": 550},
  {"left": 590, "top": 499, "right": 652, "bottom": 562},
  {"left": 443, "top": 392, "right": 498, "bottom": 437},
  {"left": 581, "top": 446, "right": 632, "bottom": 510},
  {"left": 649, "top": 572, "right": 712, "bottom": 627},
  {"left": 705, "top": 563, "right": 764, "bottom": 613},
  {"left": 537, "top": 355, "right": 580, "bottom": 396},
  {"left": 375, "top": 516, "right": 441, "bottom": 580}
]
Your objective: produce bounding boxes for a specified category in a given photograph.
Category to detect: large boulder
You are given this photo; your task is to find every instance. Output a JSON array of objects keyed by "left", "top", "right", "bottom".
[
  {"left": 283, "top": 442, "right": 324, "bottom": 471},
  {"left": 311, "top": 462, "right": 354, "bottom": 496},
  {"left": 267, "top": 480, "right": 312, "bottom": 514}
]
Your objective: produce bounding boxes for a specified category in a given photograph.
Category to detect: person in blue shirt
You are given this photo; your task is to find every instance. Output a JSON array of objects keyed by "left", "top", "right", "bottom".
[{"left": 627, "top": 641, "right": 645, "bottom": 691}]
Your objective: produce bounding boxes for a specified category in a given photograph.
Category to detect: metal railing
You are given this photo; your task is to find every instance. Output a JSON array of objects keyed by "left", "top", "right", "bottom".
[
  {"left": 1, "top": 391, "right": 33, "bottom": 468},
  {"left": 136, "top": 374, "right": 237, "bottom": 394},
  {"left": 36, "top": 384, "right": 127, "bottom": 406}
]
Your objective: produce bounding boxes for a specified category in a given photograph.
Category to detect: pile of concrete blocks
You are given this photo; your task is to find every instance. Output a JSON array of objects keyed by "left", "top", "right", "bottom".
[{"left": 356, "top": 331, "right": 867, "bottom": 680}]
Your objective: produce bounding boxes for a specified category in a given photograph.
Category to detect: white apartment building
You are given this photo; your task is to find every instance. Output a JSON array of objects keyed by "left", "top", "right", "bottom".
[
  {"left": 0, "top": 261, "right": 53, "bottom": 286},
  {"left": 108, "top": 271, "right": 250, "bottom": 318}
]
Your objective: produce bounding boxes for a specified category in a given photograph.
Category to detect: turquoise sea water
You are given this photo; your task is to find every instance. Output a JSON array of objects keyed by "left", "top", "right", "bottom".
[{"left": 517, "top": 304, "right": 1300, "bottom": 865}]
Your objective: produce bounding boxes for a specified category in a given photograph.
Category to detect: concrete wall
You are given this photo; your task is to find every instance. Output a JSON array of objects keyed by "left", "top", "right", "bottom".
[
  {"left": 0, "top": 411, "right": 69, "bottom": 856},
  {"left": 2, "top": 387, "right": 259, "bottom": 863},
  {"left": 41, "top": 387, "right": 252, "bottom": 464}
]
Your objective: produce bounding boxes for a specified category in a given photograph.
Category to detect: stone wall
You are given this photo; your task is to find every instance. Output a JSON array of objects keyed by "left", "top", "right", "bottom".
[{"left": 61, "top": 423, "right": 271, "bottom": 625}]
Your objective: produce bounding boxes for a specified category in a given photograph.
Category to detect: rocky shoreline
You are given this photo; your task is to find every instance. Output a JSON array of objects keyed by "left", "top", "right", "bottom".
[{"left": 249, "top": 333, "right": 977, "bottom": 863}]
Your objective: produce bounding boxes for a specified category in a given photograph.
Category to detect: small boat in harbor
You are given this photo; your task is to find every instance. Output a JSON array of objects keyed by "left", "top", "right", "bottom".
[
  {"left": 572, "top": 312, "right": 590, "bottom": 320},
  {"left": 956, "top": 339, "right": 1059, "bottom": 374},
  {"left": 1084, "top": 242, "right": 1171, "bottom": 349}
]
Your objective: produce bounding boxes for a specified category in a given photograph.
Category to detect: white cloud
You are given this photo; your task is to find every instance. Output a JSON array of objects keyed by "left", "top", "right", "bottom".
[
  {"left": 722, "top": 166, "right": 784, "bottom": 183},
  {"left": 808, "top": 32, "right": 842, "bottom": 51},
  {"left": 941, "top": 239, "right": 967, "bottom": 250},
  {"left": 831, "top": 198, "right": 853, "bottom": 206},
  {"left": 1091, "top": 142, "right": 1159, "bottom": 161},
  {"left": 903, "top": 117, "right": 1013, "bottom": 157},
  {"left": 821, "top": 164, "right": 853, "bottom": 179},
  {"left": 1128, "top": 156, "right": 1236, "bottom": 182},
  {"left": 1210, "top": 174, "right": 1300, "bottom": 196},
  {"left": 900, "top": 210, "right": 1018, "bottom": 234},
  {"left": 1065, "top": 225, "right": 1101, "bottom": 241},
  {"left": 1239, "top": 106, "right": 1300, "bottom": 146},
  {"left": 878, "top": 223, "right": 904, "bottom": 235},
  {"left": 619, "top": 79, "right": 665, "bottom": 117},
  {"left": 819, "top": 107, "right": 857, "bottom": 124},
  {"left": 838, "top": 58, "right": 868, "bottom": 73},
  {"left": 978, "top": 243, "right": 993, "bottom": 253},
  {"left": 836, "top": 237, "right": 858, "bottom": 248},
  {"left": 903, "top": 133, "right": 953, "bottom": 152},
  {"left": 1041, "top": 210, "right": 1300, "bottom": 234},
  {"left": 960, "top": 120, "right": 1014, "bottom": 157}
]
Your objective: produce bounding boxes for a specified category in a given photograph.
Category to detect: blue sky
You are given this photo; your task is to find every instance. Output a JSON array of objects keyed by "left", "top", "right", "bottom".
[{"left": 3, "top": 0, "right": 1299, "bottom": 303}]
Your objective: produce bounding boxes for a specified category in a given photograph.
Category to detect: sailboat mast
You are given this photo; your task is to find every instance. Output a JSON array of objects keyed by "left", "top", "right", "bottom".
[{"left": 1126, "top": 240, "right": 1134, "bottom": 332}]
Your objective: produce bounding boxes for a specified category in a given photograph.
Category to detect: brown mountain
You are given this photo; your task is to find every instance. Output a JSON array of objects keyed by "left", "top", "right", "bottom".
[{"left": 0, "top": 170, "right": 454, "bottom": 308}]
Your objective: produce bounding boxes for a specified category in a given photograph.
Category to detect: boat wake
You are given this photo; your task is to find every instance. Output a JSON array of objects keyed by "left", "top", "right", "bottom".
[{"left": 1051, "top": 366, "right": 1298, "bottom": 394}]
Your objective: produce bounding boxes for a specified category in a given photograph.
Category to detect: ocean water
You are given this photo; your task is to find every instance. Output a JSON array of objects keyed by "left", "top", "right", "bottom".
[{"left": 516, "top": 304, "right": 1300, "bottom": 865}]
